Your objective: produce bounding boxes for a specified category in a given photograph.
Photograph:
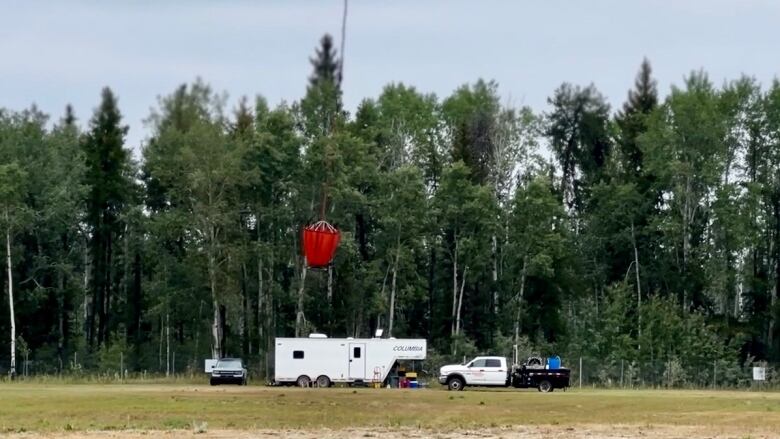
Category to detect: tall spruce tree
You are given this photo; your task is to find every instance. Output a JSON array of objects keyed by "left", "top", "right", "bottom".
[
  {"left": 616, "top": 59, "right": 658, "bottom": 179},
  {"left": 300, "top": 34, "right": 343, "bottom": 139},
  {"left": 83, "top": 87, "right": 130, "bottom": 349}
]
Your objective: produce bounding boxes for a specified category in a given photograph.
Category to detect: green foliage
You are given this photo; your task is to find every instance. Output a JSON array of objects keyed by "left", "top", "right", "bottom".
[
  {"left": 97, "top": 337, "right": 129, "bottom": 373},
  {"left": 1, "top": 50, "right": 778, "bottom": 384},
  {"left": 546, "top": 82, "right": 611, "bottom": 210}
]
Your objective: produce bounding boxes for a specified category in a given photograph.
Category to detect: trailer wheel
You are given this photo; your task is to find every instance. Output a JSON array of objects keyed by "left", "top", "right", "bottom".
[
  {"left": 538, "top": 380, "right": 553, "bottom": 393},
  {"left": 316, "top": 375, "right": 331, "bottom": 388},
  {"left": 296, "top": 375, "right": 311, "bottom": 388},
  {"left": 447, "top": 376, "right": 465, "bottom": 391}
]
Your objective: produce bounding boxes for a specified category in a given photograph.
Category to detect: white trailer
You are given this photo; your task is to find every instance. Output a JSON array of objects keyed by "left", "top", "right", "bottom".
[{"left": 274, "top": 335, "right": 426, "bottom": 387}]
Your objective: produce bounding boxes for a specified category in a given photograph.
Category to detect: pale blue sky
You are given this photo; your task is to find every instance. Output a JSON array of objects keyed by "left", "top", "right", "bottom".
[{"left": 2, "top": 0, "right": 779, "bottom": 154}]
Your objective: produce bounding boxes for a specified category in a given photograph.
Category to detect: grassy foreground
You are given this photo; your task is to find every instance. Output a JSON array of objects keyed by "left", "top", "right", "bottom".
[{"left": 0, "top": 383, "right": 779, "bottom": 433}]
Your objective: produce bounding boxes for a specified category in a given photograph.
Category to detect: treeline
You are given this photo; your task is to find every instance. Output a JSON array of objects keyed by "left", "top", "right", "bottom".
[{"left": 1, "top": 35, "right": 779, "bottom": 384}]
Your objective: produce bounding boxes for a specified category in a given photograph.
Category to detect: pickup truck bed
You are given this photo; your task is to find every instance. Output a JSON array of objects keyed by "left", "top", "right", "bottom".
[{"left": 510, "top": 365, "right": 570, "bottom": 392}]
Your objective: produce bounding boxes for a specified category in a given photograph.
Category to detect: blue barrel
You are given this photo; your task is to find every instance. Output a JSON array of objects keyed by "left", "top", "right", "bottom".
[
  {"left": 409, "top": 380, "right": 419, "bottom": 388},
  {"left": 548, "top": 356, "right": 561, "bottom": 369}
]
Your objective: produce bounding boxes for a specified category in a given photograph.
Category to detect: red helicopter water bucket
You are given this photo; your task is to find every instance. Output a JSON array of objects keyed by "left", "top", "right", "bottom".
[{"left": 302, "top": 220, "right": 341, "bottom": 268}]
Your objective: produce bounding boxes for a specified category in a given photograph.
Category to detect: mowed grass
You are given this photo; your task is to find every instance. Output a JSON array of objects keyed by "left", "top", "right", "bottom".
[{"left": 0, "top": 383, "right": 779, "bottom": 433}]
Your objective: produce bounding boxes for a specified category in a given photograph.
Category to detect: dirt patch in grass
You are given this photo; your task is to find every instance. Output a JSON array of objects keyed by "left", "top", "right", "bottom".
[
  {"left": 1, "top": 384, "right": 779, "bottom": 436},
  {"left": 7, "top": 424, "right": 780, "bottom": 438}
]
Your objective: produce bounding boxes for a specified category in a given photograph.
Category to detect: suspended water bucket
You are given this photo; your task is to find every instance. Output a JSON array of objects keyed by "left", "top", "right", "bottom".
[{"left": 302, "top": 220, "right": 341, "bottom": 268}]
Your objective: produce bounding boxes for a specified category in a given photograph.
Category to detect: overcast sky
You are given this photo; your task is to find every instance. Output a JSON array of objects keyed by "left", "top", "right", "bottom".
[{"left": 2, "top": 0, "right": 779, "bottom": 154}]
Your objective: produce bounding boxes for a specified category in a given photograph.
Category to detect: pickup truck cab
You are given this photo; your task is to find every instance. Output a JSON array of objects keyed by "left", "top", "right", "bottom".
[
  {"left": 439, "top": 356, "right": 570, "bottom": 392},
  {"left": 209, "top": 358, "right": 248, "bottom": 386}
]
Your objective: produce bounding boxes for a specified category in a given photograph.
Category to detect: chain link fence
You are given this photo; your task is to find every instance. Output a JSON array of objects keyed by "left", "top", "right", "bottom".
[
  {"left": 2, "top": 350, "right": 778, "bottom": 390},
  {"left": 567, "top": 356, "right": 778, "bottom": 390}
]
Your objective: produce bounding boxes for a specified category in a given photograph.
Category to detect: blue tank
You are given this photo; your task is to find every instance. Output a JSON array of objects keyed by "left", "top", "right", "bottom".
[{"left": 548, "top": 356, "right": 561, "bottom": 369}]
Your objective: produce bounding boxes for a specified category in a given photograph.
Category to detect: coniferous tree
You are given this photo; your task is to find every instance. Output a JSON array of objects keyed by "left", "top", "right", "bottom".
[
  {"left": 300, "top": 34, "right": 343, "bottom": 139},
  {"left": 82, "top": 87, "right": 131, "bottom": 349},
  {"left": 616, "top": 58, "right": 658, "bottom": 178}
]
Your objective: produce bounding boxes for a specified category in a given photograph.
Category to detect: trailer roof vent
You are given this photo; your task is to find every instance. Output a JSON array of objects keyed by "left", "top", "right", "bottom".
[{"left": 308, "top": 333, "right": 328, "bottom": 338}]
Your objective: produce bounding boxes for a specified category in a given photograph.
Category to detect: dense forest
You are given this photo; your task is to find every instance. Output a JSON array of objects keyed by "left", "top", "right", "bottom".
[{"left": 1, "top": 34, "right": 779, "bottom": 385}]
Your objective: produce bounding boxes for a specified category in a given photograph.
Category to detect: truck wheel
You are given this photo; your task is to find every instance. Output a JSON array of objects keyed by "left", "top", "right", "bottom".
[
  {"left": 296, "top": 375, "right": 311, "bottom": 388},
  {"left": 316, "top": 375, "right": 331, "bottom": 388},
  {"left": 447, "top": 376, "right": 465, "bottom": 391},
  {"left": 538, "top": 380, "right": 553, "bottom": 393}
]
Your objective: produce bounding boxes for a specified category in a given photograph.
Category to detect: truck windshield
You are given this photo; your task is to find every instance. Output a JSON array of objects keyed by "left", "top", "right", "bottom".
[{"left": 216, "top": 359, "right": 242, "bottom": 369}]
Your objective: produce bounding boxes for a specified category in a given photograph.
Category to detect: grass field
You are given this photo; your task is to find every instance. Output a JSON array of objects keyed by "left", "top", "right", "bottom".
[{"left": 0, "top": 383, "right": 779, "bottom": 438}]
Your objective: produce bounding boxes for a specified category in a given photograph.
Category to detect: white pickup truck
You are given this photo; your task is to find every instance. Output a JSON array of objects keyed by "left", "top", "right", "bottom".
[{"left": 438, "top": 356, "right": 570, "bottom": 392}]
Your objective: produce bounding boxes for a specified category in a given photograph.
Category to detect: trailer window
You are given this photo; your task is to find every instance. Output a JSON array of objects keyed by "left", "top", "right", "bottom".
[
  {"left": 353, "top": 347, "right": 361, "bottom": 358},
  {"left": 293, "top": 350, "right": 304, "bottom": 359}
]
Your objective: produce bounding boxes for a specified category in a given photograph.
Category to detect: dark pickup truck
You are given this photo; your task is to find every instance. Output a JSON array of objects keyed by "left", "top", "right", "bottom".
[{"left": 439, "top": 356, "right": 570, "bottom": 392}]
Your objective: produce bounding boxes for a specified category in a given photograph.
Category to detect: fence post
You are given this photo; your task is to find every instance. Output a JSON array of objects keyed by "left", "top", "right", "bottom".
[
  {"left": 120, "top": 352, "right": 124, "bottom": 381},
  {"left": 579, "top": 357, "right": 583, "bottom": 389}
]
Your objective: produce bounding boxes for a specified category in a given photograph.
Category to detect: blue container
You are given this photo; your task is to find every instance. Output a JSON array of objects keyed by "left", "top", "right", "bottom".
[
  {"left": 548, "top": 356, "right": 561, "bottom": 369},
  {"left": 409, "top": 380, "right": 419, "bottom": 388}
]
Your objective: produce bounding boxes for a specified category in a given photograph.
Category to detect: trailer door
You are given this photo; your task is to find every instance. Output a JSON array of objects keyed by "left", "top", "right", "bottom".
[{"left": 348, "top": 343, "right": 366, "bottom": 380}]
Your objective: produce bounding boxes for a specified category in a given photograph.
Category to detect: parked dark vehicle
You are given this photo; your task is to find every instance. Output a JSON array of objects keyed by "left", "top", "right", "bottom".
[{"left": 210, "top": 358, "right": 248, "bottom": 386}]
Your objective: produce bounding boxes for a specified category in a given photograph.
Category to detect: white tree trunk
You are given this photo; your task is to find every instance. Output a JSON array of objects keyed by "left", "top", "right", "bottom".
[
  {"left": 451, "top": 238, "right": 459, "bottom": 336},
  {"left": 257, "top": 256, "right": 264, "bottom": 356},
  {"left": 492, "top": 235, "right": 498, "bottom": 314},
  {"left": 388, "top": 237, "right": 401, "bottom": 337},
  {"left": 83, "top": 239, "right": 90, "bottom": 344},
  {"left": 327, "top": 264, "right": 333, "bottom": 304},
  {"left": 194, "top": 299, "right": 203, "bottom": 369},
  {"left": 239, "top": 263, "right": 247, "bottom": 355},
  {"left": 770, "top": 287, "right": 777, "bottom": 350},
  {"left": 770, "top": 256, "right": 778, "bottom": 352},
  {"left": 455, "top": 266, "right": 468, "bottom": 336},
  {"left": 57, "top": 269, "right": 65, "bottom": 371},
  {"left": 514, "top": 258, "right": 527, "bottom": 346},
  {"left": 165, "top": 311, "right": 170, "bottom": 377},
  {"left": 266, "top": 253, "right": 276, "bottom": 379},
  {"left": 209, "top": 249, "right": 221, "bottom": 360},
  {"left": 295, "top": 265, "right": 307, "bottom": 337},
  {"left": 158, "top": 315, "right": 163, "bottom": 370},
  {"left": 6, "top": 221, "right": 16, "bottom": 378},
  {"left": 631, "top": 220, "right": 642, "bottom": 350},
  {"left": 682, "top": 176, "right": 692, "bottom": 311}
]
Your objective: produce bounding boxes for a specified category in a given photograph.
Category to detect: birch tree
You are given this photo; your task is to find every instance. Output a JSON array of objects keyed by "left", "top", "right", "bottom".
[
  {"left": 0, "top": 163, "right": 26, "bottom": 378},
  {"left": 641, "top": 72, "right": 726, "bottom": 309},
  {"left": 508, "top": 175, "right": 567, "bottom": 345},
  {"left": 376, "top": 166, "right": 426, "bottom": 336}
]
